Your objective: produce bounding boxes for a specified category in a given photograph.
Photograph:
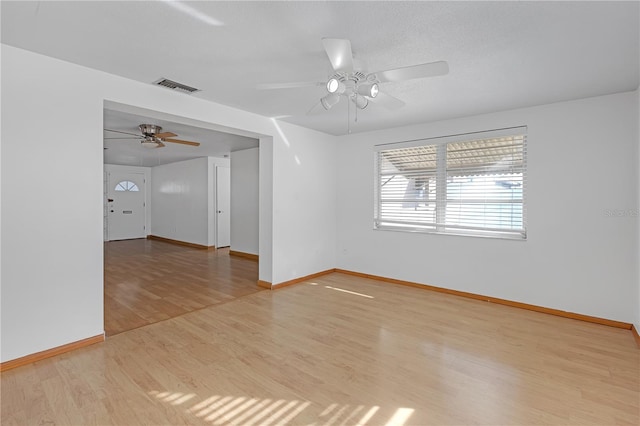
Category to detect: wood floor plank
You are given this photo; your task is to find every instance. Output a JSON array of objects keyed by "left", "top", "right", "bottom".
[
  {"left": 2, "top": 272, "right": 638, "bottom": 425},
  {"left": 104, "top": 239, "right": 261, "bottom": 335}
]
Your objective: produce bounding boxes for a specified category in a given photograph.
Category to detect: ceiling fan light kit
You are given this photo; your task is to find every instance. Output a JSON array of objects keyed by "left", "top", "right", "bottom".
[
  {"left": 321, "top": 92, "right": 341, "bottom": 110},
  {"left": 352, "top": 94, "right": 369, "bottom": 110},
  {"left": 319, "top": 71, "right": 377, "bottom": 111},
  {"left": 139, "top": 124, "right": 161, "bottom": 135},
  {"left": 141, "top": 137, "right": 160, "bottom": 149},
  {"left": 358, "top": 82, "right": 379, "bottom": 98},
  {"left": 326, "top": 78, "right": 346, "bottom": 94}
]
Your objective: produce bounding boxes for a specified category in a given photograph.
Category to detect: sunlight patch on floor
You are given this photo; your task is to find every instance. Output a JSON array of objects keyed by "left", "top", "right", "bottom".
[
  {"left": 324, "top": 285, "right": 375, "bottom": 299},
  {"left": 385, "top": 408, "right": 415, "bottom": 426},
  {"left": 149, "top": 391, "right": 413, "bottom": 425},
  {"left": 308, "top": 281, "right": 374, "bottom": 298},
  {"left": 149, "top": 390, "right": 196, "bottom": 406}
]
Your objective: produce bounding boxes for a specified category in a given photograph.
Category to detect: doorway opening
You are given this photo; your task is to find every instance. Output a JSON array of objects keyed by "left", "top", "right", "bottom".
[
  {"left": 216, "top": 165, "right": 231, "bottom": 248},
  {"left": 103, "top": 104, "right": 262, "bottom": 336}
]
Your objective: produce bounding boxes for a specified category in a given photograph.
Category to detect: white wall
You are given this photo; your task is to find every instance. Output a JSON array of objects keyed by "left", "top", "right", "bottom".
[
  {"left": 104, "top": 164, "right": 151, "bottom": 240},
  {"left": 231, "top": 148, "right": 259, "bottom": 255},
  {"left": 259, "top": 137, "right": 274, "bottom": 282},
  {"left": 2, "top": 47, "right": 105, "bottom": 361},
  {"left": 151, "top": 157, "right": 209, "bottom": 246},
  {"left": 270, "top": 122, "right": 337, "bottom": 283},
  {"left": 336, "top": 91, "right": 639, "bottom": 324},
  {"left": 1, "top": 45, "right": 337, "bottom": 362}
]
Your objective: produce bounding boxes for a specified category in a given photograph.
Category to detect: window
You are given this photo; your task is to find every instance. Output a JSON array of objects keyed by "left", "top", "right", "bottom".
[
  {"left": 374, "top": 127, "right": 526, "bottom": 239},
  {"left": 114, "top": 181, "right": 139, "bottom": 192}
]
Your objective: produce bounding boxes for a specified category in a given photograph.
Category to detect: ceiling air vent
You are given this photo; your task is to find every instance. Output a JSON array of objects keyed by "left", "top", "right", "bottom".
[{"left": 153, "top": 78, "right": 200, "bottom": 94}]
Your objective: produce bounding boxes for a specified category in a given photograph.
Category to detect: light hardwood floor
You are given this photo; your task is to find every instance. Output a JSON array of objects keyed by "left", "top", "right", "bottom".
[
  {"left": 2, "top": 273, "right": 638, "bottom": 425},
  {"left": 105, "top": 239, "right": 261, "bottom": 336}
]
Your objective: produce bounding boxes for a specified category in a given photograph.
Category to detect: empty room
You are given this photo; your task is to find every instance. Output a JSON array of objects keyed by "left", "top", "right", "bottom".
[{"left": 1, "top": 1, "right": 639, "bottom": 425}]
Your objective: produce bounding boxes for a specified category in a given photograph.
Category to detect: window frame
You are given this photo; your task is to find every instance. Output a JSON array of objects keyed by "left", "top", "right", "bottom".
[
  {"left": 114, "top": 180, "right": 140, "bottom": 192},
  {"left": 374, "top": 127, "right": 527, "bottom": 240}
]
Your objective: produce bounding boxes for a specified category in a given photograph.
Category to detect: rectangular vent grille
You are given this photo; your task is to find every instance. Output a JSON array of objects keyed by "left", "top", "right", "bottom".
[{"left": 153, "top": 78, "right": 200, "bottom": 94}]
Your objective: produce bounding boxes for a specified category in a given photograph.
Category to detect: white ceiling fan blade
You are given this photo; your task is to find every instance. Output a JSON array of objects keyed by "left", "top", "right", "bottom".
[
  {"left": 257, "top": 81, "right": 324, "bottom": 90},
  {"left": 306, "top": 100, "right": 325, "bottom": 115},
  {"left": 374, "top": 61, "right": 449, "bottom": 83},
  {"left": 322, "top": 38, "right": 354, "bottom": 73},
  {"left": 370, "top": 92, "right": 406, "bottom": 110}
]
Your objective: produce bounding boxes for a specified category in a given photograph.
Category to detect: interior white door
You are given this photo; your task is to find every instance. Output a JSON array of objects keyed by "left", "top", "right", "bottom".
[
  {"left": 107, "top": 172, "right": 146, "bottom": 241},
  {"left": 216, "top": 166, "right": 231, "bottom": 248}
]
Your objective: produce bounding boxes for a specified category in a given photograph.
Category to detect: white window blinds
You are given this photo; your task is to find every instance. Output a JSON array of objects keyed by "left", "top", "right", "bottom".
[{"left": 374, "top": 128, "right": 527, "bottom": 239}]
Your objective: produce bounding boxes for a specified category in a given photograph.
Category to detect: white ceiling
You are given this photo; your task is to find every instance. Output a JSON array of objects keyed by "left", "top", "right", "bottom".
[{"left": 2, "top": 1, "right": 639, "bottom": 136}]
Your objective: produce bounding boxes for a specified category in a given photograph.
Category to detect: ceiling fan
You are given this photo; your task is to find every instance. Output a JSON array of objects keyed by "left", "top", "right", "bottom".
[
  {"left": 104, "top": 124, "right": 201, "bottom": 148},
  {"left": 258, "top": 38, "right": 449, "bottom": 114}
]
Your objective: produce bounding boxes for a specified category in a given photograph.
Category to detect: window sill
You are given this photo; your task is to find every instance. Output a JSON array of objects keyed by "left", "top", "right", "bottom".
[{"left": 373, "top": 226, "right": 526, "bottom": 241}]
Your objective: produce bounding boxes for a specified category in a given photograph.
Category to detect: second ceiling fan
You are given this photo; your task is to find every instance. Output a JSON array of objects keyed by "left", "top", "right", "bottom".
[
  {"left": 259, "top": 38, "right": 449, "bottom": 113},
  {"left": 104, "top": 124, "right": 201, "bottom": 148}
]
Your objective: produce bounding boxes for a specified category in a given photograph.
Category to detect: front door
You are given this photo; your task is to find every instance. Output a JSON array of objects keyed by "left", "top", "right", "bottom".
[{"left": 107, "top": 172, "right": 146, "bottom": 241}]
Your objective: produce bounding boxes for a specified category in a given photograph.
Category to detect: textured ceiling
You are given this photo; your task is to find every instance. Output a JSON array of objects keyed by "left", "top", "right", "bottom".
[{"left": 2, "top": 1, "right": 639, "bottom": 136}]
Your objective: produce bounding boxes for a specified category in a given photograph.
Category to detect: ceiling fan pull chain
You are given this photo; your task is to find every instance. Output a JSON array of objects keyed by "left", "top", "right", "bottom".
[
  {"left": 355, "top": 94, "right": 359, "bottom": 123},
  {"left": 347, "top": 95, "right": 351, "bottom": 134}
]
